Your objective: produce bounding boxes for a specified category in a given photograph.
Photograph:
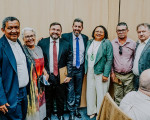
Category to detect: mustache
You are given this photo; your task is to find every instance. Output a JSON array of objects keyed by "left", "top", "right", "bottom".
[
  {"left": 10, "top": 33, "right": 18, "bottom": 35},
  {"left": 52, "top": 33, "right": 59, "bottom": 35}
]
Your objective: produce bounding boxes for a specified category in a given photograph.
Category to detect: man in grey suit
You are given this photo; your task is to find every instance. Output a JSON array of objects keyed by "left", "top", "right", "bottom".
[
  {"left": 61, "top": 18, "right": 88, "bottom": 120},
  {"left": 132, "top": 23, "right": 150, "bottom": 90}
]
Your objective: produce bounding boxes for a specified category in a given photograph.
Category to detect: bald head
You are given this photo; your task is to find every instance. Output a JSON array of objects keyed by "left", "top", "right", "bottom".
[{"left": 139, "top": 69, "right": 150, "bottom": 92}]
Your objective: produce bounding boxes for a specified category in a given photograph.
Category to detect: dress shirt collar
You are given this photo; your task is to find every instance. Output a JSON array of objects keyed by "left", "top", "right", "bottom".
[
  {"left": 115, "top": 37, "right": 131, "bottom": 45},
  {"left": 50, "top": 37, "right": 59, "bottom": 43},
  {"left": 6, "top": 35, "right": 17, "bottom": 45},
  {"left": 72, "top": 32, "right": 82, "bottom": 40},
  {"left": 139, "top": 37, "right": 150, "bottom": 44}
]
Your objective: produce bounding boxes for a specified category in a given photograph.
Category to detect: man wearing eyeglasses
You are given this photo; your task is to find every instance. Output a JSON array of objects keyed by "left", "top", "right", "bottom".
[
  {"left": 132, "top": 23, "right": 150, "bottom": 91},
  {"left": 111, "top": 22, "right": 136, "bottom": 106}
]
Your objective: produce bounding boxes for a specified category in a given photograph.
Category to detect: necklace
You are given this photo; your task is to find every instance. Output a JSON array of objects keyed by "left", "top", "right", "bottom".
[{"left": 90, "top": 53, "right": 94, "bottom": 61}]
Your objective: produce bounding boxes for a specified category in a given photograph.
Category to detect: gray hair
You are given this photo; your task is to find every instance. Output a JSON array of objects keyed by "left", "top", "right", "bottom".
[
  {"left": 21, "top": 27, "right": 36, "bottom": 39},
  {"left": 2, "top": 16, "right": 20, "bottom": 29},
  {"left": 139, "top": 69, "right": 150, "bottom": 92},
  {"left": 136, "top": 23, "right": 150, "bottom": 31},
  {"left": 73, "top": 18, "right": 83, "bottom": 27}
]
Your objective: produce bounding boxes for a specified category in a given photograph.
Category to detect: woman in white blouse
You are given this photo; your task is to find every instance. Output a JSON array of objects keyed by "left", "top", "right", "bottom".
[{"left": 85, "top": 25, "right": 113, "bottom": 119}]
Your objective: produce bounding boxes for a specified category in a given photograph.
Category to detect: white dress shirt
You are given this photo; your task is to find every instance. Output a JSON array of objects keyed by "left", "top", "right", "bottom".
[
  {"left": 132, "top": 38, "right": 150, "bottom": 76},
  {"left": 49, "top": 37, "right": 59, "bottom": 73},
  {"left": 7, "top": 38, "right": 29, "bottom": 88},
  {"left": 73, "top": 33, "right": 85, "bottom": 66}
]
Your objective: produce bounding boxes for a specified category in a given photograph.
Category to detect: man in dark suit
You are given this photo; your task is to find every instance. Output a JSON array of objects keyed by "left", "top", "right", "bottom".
[
  {"left": 132, "top": 23, "right": 150, "bottom": 90},
  {"left": 61, "top": 18, "right": 88, "bottom": 120},
  {"left": 0, "top": 17, "right": 29, "bottom": 120},
  {"left": 38, "top": 22, "right": 72, "bottom": 120}
]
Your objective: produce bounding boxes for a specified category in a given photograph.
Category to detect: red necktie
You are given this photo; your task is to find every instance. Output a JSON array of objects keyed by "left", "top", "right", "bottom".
[{"left": 53, "top": 41, "right": 58, "bottom": 76}]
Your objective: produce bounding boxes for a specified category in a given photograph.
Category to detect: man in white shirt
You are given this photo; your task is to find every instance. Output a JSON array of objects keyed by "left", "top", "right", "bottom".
[
  {"left": 132, "top": 23, "right": 150, "bottom": 90},
  {"left": 120, "top": 69, "right": 150, "bottom": 120},
  {"left": 0, "top": 17, "right": 29, "bottom": 120}
]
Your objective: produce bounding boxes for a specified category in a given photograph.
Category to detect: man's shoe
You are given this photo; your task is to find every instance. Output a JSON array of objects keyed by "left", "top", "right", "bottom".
[
  {"left": 58, "top": 116, "right": 64, "bottom": 120},
  {"left": 75, "top": 110, "right": 82, "bottom": 118},
  {"left": 69, "top": 114, "right": 75, "bottom": 120}
]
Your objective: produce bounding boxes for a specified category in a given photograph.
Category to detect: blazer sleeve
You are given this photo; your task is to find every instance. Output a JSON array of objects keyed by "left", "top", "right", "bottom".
[
  {"left": 0, "top": 45, "right": 7, "bottom": 105},
  {"left": 37, "top": 38, "right": 42, "bottom": 47},
  {"left": 103, "top": 41, "right": 113, "bottom": 77}
]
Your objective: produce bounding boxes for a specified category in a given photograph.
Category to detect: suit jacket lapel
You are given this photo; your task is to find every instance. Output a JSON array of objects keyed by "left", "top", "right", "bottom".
[
  {"left": 70, "top": 33, "right": 73, "bottom": 51},
  {"left": 2, "top": 35, "right": 17, "bottom": 73},
  {"left": 45, "top": 37, "right": 50, "bottom": 63},
  {"left": 81, "top": 34, "right": 87, "bottom": 50},
  {"left": 94, "top": 40, "right": 104, "bottom": 65},
  {"left": 135, "top": 41, "right": 140, "bottom": 51},
  {"left": 85, "top": 40, "right": 93, "bottom": 61},
  {"left": 140, "top": 39, "right": 150, "bottom": 58},
  {"left": 58, "top": 39, "right": 63, "bottom": 62}
]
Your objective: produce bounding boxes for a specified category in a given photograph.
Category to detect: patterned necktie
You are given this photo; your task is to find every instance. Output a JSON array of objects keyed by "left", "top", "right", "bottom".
[
  {"left": 76, "top": 37, "right": 80, "bottom": 68},
  {"left": 53, "top": 41, "right": 58, "bottom": 76}
]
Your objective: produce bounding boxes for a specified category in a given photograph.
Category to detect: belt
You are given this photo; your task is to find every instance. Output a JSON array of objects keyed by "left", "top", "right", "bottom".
[{"left": 115, "top": 71, "right": 133, "bottom": 75}]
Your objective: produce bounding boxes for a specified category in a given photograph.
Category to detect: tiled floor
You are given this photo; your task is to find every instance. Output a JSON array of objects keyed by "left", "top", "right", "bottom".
[{"left": 51, "top": 107, "right": 96, "bottom": 120}]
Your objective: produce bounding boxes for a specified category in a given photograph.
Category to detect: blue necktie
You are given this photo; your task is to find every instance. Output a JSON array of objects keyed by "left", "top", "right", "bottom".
[{"left": 76, "top": 37, "right": 80, "bottom": 68}]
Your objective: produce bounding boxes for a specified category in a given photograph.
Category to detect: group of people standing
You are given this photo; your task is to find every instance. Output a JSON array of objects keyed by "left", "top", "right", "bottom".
[{"left": 0, "top": 16, "right": 150, "bottom": 120}]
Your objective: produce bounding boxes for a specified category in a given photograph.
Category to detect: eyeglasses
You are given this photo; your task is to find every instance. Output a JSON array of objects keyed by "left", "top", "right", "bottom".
[
  {"left": 119, "top": 46, "right": 122, "bottom": 55},
  {"left": 24, "top": 35, "right": 35, "bottom": 39},
  {"left": 116, "top": 29, "right": 127, "bottom": 33},
  {"left": 95, "top": 30, "right": 104, "bottom": 34}
]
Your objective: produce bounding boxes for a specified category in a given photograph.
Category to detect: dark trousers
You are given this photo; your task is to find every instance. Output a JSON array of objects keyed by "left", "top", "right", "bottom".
[
  {"left": 67, "top": 64, "right": 84, "bottom": 114},
  {"left": 45, "top": 74, "right": 65, "bottom": 117},
  {"left": 0, "top": 87, "right": 28, "bottom": 120},
  {"left": 134, "top": 75, "right": 139, "bottom": 91}
]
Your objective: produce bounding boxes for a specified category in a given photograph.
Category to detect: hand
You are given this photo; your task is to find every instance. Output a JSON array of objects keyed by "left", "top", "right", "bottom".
[
  {"left": 64, "top": 77, "right": 72, "bottom": 83},
  {"left": 110, "top": 72, "right": 122, "bottom": 85},
  {"left": 45, "top": 73, "right": 49, "bottom": 81},
  {"left": 0, "top": 103, "right": 10, "bottom": 114},
  {"left": 43, "top": 68, "right": 49, "bottom": 81},
  {"left": 102, "top": 76, "right": 108, "bottom": 82},
  {"left": 110, "top": 72, "right": 116, "bottom": 82}
]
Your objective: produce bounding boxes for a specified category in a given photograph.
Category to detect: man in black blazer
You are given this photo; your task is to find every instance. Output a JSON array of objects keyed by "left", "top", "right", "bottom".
[
  {"left": 38, "top": 22, "right": 72, "bottom": 120},
  {"left": 61, "top": 18, "right": 88, "bottom": 120}
]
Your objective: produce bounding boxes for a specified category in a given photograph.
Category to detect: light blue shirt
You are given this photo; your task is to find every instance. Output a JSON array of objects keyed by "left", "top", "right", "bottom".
[{"left": 73, "top": 33, "right": 85, "bottom": 66}]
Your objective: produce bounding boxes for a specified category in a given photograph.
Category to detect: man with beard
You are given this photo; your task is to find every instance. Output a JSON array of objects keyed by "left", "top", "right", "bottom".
[
  {"left": 0, "top": 16, "right": 29, "bottom": 119},
  {"left": 61, "top": 18, "right": 88, "bottom": 120},
  {"left": 132, "top": 23, "right": 150, "bottom": 91},
  {"left": 111, "top": 22, "right": 136, "bottom": 106},
  {"left": 38, "top": 22, "right": 72, "bottom": 120}
]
